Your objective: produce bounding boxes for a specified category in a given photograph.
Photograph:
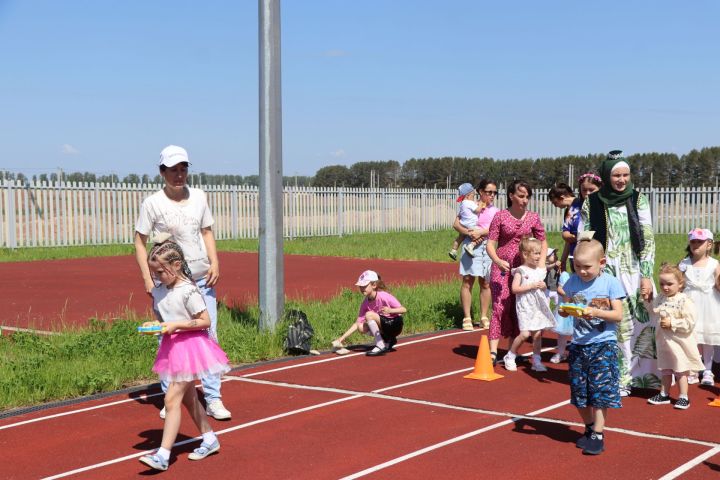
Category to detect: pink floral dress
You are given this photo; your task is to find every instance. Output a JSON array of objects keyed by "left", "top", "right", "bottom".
[{"left": 487, "top": 209, "right": 546, "bottom": 340}]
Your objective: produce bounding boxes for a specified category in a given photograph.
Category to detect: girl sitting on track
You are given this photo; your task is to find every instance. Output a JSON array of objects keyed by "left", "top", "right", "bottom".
[
  {"left": 139, "top": 239, "right": 230, "bottom": 472},
  {"left": 503, "top": 237, "right": 555, "bottom": 372},
  {"left": 332, "top": 270, "right": 406, "bottom": 357}
]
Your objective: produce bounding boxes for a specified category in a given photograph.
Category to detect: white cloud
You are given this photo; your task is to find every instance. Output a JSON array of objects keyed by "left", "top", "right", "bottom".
[
  {"left": 61, "top": 144, "right": 80, "bottom": 155},
  {"left": 330, "top": 149, "right": 346, "bottom": 158},
  {"left": 322, "top": 49, "right": 348, "bottom": 57}
]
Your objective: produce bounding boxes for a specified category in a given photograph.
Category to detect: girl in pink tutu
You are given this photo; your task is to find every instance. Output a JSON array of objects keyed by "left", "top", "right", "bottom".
[{"left": 139, "top": 239, "right": 230, "bottom": 472}]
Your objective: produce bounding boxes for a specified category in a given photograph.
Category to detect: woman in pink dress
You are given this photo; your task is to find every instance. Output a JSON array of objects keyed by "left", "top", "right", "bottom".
[{"left": 486, "top": 180, "right": 548, "bottom": 364}]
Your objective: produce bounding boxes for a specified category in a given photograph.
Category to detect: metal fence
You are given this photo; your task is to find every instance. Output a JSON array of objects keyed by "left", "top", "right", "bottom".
[{"left": 1, "top": 180, "right": 718, "bottom": 248}]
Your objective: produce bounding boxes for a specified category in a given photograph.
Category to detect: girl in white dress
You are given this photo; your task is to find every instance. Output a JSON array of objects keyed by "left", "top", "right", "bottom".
[
  {"left": 503, "top": 237, "right": 555, "bottom": 372},
  {"left": 680, "top": 228, "right": 720, "bottom": 386}
]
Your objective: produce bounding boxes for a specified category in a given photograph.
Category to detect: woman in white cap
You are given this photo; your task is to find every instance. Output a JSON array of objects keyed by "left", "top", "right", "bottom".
[
  {"left": 579, "top": 150, "right": 656, "bottom": 397},
  {"left": 134, "top": 145, "right": 231, "bottom": 420}
]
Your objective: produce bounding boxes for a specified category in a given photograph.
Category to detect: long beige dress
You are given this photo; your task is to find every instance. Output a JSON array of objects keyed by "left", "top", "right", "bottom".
[{"left": 650, "top": 292, "right": 704, "bottom": 373}]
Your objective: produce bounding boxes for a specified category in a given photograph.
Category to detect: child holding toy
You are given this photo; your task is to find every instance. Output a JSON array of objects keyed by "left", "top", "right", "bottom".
[
  {"left": 503, "top": 237, "right": 555, "bottom": 372},
  {"left": 560, "top": 238, "right": 624, "bottom": 455},
  {"left": 138, "top": 239, "right": 230, "bottom": 472},
  {"left": 646, "top": 264, "right": 704, "bottom": 409}
]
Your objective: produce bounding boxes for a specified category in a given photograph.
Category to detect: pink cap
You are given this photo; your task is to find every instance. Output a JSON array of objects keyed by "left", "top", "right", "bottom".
[
  {"left": 688, "top": 228, "right": 713, "bottom": 241},
  {"left": 355, "top": 270, "right": 379, "bottom": 287}
]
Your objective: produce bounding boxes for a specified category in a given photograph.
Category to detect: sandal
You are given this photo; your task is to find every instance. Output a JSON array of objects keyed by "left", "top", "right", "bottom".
[
  {"left": 490, "top": 351, "right": 497, "bottom": 366},
  {"left": 480, "top": 316, "right": 490, "bottom": 328},
  {"left": 462, "top": 317, "right": 474, "bottom": 331}
]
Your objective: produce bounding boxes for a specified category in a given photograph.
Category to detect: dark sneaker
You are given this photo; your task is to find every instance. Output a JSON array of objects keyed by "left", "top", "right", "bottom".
[
  {"left": 674, "top": 397, "right": 690, "bottom": 410},
  {"left": 575, "top": 426, "right": 592, "bottom": 449},
  {"left": 647, "top": 393, "right": 671, "bottom": 405},
  {"left": 582, "top": 432, "right": 605, "bottom": 455}
]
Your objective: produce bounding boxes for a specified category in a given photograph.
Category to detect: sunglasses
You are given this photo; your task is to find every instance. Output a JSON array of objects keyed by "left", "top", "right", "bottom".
[{"left": 483, "top": 190, "right": 498, "bottom": 195}]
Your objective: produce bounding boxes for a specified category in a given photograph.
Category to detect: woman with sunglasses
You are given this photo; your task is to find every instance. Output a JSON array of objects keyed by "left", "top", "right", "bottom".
[{"left": 453, "top": 179, "right": 500, "bottom": 330}]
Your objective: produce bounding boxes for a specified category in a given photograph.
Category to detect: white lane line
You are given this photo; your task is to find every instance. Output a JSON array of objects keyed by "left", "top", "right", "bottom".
[
  {"left": 0, "top": 394, "right": 162, "bottom": 431},
  {"left": 242, "top": 329, "right": 476, "bottom": 377},
  {"left": 657, "top": 446, "right": 720, "bottom": 480},
  {"left": 42, "top": 395, "right": 363, "bottom": 480},
  {"left": 234, "top": 377, "right": 719, "bottom": 448},
  {"left": 0, "top": 379, "right": 233, "bottom": 431},
  {"left": 2, "top": 330, "right": 473, "bottom": 431},
  {"left": 338, "top": 400, "right": 572, "bottom": 480}
]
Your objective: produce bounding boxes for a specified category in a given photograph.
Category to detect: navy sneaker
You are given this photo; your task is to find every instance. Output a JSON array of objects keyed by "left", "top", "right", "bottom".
[
  {"left": 647, "top": 393, "right": 671, "bottom": 405},
  {"left": 575, "top": 426, "right": 592, "bottom": 449},
  {"left": 582, "top": 432, "right": 605, "bottom": 455},
  {"left": 674, "top": 397, "right": 690, "bottom": 410}
]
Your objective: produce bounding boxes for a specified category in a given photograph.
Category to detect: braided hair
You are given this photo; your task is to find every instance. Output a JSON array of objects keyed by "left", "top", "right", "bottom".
[{"left": 148, "top": 239, "right": 193, "bottom": 282}]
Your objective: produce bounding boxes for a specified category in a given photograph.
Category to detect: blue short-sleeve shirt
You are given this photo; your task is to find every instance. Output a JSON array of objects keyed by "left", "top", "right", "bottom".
[{"left": 561, "top": 272, "right": 625, "bottom": 344}]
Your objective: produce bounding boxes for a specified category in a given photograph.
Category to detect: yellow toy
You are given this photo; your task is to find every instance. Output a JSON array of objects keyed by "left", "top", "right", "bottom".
[
  {"left": 558, "top": 303, "right": 586, "bottom": 317},
  {"left": 138, "top": 321, "right": 166, "bottom": 335}
]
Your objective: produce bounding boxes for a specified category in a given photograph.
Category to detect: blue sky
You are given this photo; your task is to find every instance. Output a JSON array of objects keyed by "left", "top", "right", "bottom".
[{"left": 1, "top": 1, "right": 719, "bottom": 178}]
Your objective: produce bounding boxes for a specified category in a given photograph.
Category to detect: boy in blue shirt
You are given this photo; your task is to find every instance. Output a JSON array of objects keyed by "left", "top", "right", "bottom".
[{"left": 559, "top": 238, "right": 625, "bottom": 456}]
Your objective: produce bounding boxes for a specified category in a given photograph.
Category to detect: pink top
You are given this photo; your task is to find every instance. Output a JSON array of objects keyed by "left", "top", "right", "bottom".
[
  {"left": 477, "top": 205, "right": 499, "bottom": 230},
  {"left": 357, "top": 290, "right": 404, "bottom": 323}
]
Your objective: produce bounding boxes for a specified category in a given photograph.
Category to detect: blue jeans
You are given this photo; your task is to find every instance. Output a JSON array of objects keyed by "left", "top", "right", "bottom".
[{"left": 161, "top": 277, "right": 222, "bottom": 402}]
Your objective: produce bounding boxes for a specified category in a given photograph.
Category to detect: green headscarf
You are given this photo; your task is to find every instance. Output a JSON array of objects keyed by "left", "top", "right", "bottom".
[{"left": 597, "top": 150, "right": 635, "bottom": 207}]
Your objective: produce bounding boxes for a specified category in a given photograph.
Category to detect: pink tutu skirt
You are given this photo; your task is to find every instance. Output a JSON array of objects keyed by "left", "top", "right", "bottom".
[{"left": 153, "top": 330, "right": 230, "bottom": 383}]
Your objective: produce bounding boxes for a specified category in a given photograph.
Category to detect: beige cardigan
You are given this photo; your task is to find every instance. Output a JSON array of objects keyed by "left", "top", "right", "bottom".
[{"left": 650, "top": 293, "right": 704, "bottom": 373}]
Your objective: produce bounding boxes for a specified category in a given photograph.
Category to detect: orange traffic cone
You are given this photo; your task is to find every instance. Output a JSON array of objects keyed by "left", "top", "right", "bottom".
[
  {"left": 464, "top": 334, "right": 503, "bottom": 381},
  {"left": 708, "top": 396, "right": 720, "bottom": 407}
]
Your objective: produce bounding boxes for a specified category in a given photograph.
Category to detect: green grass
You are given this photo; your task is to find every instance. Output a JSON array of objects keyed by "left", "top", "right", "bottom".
[{"left": 0, "top": 230, "right": 691, "bottom": 411}]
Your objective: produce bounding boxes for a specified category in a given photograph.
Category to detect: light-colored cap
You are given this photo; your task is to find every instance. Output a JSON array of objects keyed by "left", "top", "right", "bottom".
[
  {"left": 456, "top": 183, "right": 474, "bottom": 202},
  {"left": 355, "top": 270, "right": 379, "bottom": 287},
  {"left": 546, "top": 248, "right": 557, "bottom": 258},
  {"left": 159, "top": 145, "right": 190, "bottom": 168},
  {"left": 688, "top": 228, "right": 713, "bottom": 241}
]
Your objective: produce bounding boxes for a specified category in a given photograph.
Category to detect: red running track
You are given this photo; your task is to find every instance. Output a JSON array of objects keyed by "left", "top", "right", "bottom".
[
  {"left": 1, "top": 253, "right": 455, "bottom": 331},
  {"left": 2, "top": 329, "right": 720, "bottom": 479}
]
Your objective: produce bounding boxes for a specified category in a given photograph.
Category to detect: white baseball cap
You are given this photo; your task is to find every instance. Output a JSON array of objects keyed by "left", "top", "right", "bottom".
[
  {"left": 355, "top": 270, "right": 379, "bottom": 287},
  {"left": 159, "top": 145, "right": 190, "bottom": 168}
]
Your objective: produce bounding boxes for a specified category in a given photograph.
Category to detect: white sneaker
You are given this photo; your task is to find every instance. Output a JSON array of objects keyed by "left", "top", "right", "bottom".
[
  {"left": 206, "top": 400, "right": 231, "bottom": 420},
  {"left": 550, "top": 352, "right": 567, "bottom": 364},
  {"left": 463, "top": 243, "right": 476, "bottom": 257},
  {"left": 159, "top": 407, "right": 166, "bottom": 419},
  {"left": 619, "top": 385, "right": 632, "bottom": 397},
  {"left": 532, "top": 361, "right": 548, "bottom": 372},
  {"left": 503, "top": 353, "right": 517, "bottom": 371},
  {"left": 701, "top": 371, "right": 715, "bottom": 386},
  {"left": 688, "top": 373, "right": 700, "bottom": 385}
]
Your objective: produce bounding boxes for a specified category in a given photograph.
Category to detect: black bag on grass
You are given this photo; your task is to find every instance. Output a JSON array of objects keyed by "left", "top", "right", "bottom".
[{"left": 284, "top": 310, "right": 314, "bottom": 355}]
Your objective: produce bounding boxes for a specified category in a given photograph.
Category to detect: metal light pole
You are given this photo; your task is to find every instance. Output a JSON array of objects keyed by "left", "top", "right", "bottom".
[{"left": 258, "top": 0, "right": 284, "bottom": 331}]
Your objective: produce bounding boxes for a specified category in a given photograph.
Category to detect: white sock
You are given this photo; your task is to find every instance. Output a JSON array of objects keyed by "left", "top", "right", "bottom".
[
  {"left": 678, "top": 394, "right": 688, "bottom": 400},
  {"left": 366, "top": 321, "right": 386, "bottom": 349},
  {"left": 702, "top": 344, "right": 714, "bottom": 370},
  {"left": 156, "top": 447, "right": 171, "bottom": 461},
  {"left": 202, "top": 431, "right": 218, "bottom": 445}
]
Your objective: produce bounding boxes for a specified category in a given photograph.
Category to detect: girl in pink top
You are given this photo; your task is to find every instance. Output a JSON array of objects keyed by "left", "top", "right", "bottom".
[{"left": 331, "top": 270, "right": 407, "bottom": 357}]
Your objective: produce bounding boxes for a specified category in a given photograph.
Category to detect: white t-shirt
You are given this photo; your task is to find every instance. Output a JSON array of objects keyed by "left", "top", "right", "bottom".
[
  {"left": 457, "top": 199, "right": 479, "bottom": 229},
  {"left": 135, "top": 187, "right": 214, "bottom": 280},
  {"left": 153, "top": 281, "right": 207, "bottom": 323}
]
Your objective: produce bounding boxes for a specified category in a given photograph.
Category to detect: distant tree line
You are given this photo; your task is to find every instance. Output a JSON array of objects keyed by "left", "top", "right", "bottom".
[{"left": 3, "top": 147, "right": 719, "bottom": 190}]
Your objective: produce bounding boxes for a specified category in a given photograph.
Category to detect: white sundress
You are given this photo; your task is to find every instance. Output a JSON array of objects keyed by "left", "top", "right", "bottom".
[
  {"left": 513, "top": 265, "right": 556, "bottom": 332},
  {"left": 681, "top": 257, "right": 720, "bottom": 345}
]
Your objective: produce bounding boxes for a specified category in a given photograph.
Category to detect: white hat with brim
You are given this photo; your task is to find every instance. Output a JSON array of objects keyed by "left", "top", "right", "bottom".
[{"left": 159, "top": 145, "right": 191, "bottom": 168}]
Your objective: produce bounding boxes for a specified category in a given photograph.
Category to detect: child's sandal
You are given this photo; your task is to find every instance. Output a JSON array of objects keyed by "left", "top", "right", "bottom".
[{"left": 462, "top": 317, "right": 474, "bottom": 331}]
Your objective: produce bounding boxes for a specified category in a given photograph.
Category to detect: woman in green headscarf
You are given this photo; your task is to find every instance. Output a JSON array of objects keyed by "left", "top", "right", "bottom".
[{"left": 579, "top": 150, "right": 657, "bottom": 397}]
